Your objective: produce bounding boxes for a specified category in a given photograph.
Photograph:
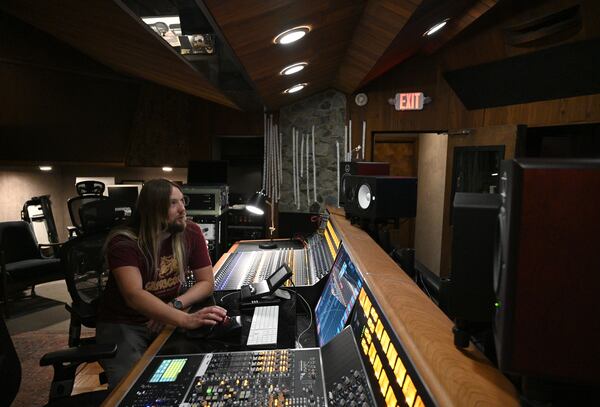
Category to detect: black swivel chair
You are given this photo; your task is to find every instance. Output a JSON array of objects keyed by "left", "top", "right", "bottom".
[
  {"left": 67, "top": 181, "right": 108, "bottom": 237},
  {"left": 0, "top": 314, "right": 116, "bottom": 407},
  {"left": 63, "top": 193, "right": 133, "bottom": 344},
  {"left": 60, "top": 231, "right": 111, "bottom": 348},
  {"left": 0, "top": 221, "right": 63, "bottom": 317}
]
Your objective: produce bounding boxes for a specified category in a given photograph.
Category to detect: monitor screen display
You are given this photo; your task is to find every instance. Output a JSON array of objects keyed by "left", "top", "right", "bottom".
[
  {"left": 148, "top": 358, "right": 187, "bottom": 383},
  {"left": 107, "top": 185, "right": 139, "bottom": 208},
  {"left": 315, "top": 244, "right": 363, "bottom": 346},
  {"left": 187, "top": 160, "right": 228, "bottom": 185}
]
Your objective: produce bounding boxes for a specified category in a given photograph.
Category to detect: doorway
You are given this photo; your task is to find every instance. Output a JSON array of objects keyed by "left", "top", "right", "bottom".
[{"left": 371, "top": 133, "right": 418, "bottom": 249}]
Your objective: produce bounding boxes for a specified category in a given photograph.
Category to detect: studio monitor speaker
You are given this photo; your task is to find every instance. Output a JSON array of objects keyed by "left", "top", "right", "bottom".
[
  {"left": 450, "top": 192, "right": 501, "bottom": 324},
  {"left": 494, "top": 158, "right": 600, "bottom": 384},
  {"left": 339, "top": 161, "right": 389, "bottom": 206},
  {"left": 343, "top": 176, "right": 417, "bottom": 220}
]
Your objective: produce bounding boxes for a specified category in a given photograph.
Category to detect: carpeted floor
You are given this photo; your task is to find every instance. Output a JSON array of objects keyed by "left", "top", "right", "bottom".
[
  {"left": 6, "top": 281, "right": 95, "bottom": 406},
  {"left": 11, "top": 330, "right": 70, "bottom": 407}
]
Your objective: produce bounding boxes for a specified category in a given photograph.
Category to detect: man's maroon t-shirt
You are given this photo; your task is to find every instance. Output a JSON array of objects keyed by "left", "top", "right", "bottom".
[{"left": 98, "top": 221, "right": 211, "bottom": 325}]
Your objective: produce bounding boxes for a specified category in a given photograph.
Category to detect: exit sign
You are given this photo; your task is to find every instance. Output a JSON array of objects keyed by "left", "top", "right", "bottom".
[{"left": 394, "top": 92, "right": 425, "bottom": 111}]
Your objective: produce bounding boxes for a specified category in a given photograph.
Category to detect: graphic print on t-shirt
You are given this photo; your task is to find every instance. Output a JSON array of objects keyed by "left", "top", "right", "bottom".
[{"left": 144, "top": 255, "right": 180, "bottom": 297}]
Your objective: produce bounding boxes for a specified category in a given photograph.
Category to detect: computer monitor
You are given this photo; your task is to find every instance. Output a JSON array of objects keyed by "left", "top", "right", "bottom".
[
  {"left": 315, "top": 243, "right": 364, "bottom": 346},
  {"left": 187, "top": 160, "right": 228, "bottom": 185},
  {"left": 106, "top": 185, "right": 139, "bottom": 208}
]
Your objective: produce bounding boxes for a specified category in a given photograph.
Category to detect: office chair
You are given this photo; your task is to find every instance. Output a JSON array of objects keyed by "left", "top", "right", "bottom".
[
  {"left": 61, "top": 231, "right": 111, "bottom": 347},
  {"left": 0, "top": 221, "right": 63, "bottom": 318},
  {"left": 0, "top": 314, "right": 116, "bottom": 407},
  {"left": 67, "top": 181, "right": 107, "bottom": 237}
]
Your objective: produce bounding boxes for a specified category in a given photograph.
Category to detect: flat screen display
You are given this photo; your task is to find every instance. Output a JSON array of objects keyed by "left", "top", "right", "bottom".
[
  {"left": 187, "top": 160, "right": 228, "bottom": 184},
  {"left": 107, "top": 185, "right": 139, "bottom": 208},
  {"left": 149, "top": 358, "right": 187, "bottom": 383},
  {"left": 315, "top": 244, "right": 363, "bottom": 346}
]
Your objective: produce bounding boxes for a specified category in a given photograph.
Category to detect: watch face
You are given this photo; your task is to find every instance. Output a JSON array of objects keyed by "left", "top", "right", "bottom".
[{"left": 172, "top": 299, "right": 183, "bottom": 310}]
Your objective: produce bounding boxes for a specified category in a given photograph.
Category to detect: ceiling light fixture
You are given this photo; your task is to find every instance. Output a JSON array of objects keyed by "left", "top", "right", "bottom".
[
  {"left": 283, "top": 83, "right": 307, "bottom": 94},
  {"left": 273, "top": 26, "right": 310, "bottom": 45},
  {"left": 424, "top": 19, "right": 449, "bottom": 36},
  {"left": 162, "top": 166, "right": 173, "bottom": 172},
  {"left": 39, "top": 165, "right": 53, "bottom": 172},
  {"left": 280, "top": 62, "right": 307, "bottom": 76}
]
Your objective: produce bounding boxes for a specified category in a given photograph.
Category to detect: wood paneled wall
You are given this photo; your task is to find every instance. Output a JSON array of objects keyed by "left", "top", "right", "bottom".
[
  {"left": 0, "top": 11, "right": 263, "bottom": 168},
  {"left": 348, "top": 0, "right": 600, "bottom": 277},
  {"left": 348, "top": 0, "right": 600, "bottom": 149}
]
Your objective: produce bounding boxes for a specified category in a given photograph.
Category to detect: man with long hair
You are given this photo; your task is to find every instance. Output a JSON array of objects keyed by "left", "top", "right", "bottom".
[{"left": 96, "top": 179, "right": 226, "bottom": 389}]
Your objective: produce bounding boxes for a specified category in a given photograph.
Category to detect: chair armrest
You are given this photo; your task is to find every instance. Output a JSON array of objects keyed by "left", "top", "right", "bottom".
[
  {"left": 39, "top": 243, "right": 63, "bottom": 249},
  {"left": 39, "top": 242, "right": 63, "bottom": 257},
  {"left": 40, "top": 343, "right": 117, "bottom": 366}
]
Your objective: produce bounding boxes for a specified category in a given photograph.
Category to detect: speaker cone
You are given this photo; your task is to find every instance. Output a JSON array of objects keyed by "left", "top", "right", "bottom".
[{"left": 358, "top": 184, "right": 372, "bottom": 209}]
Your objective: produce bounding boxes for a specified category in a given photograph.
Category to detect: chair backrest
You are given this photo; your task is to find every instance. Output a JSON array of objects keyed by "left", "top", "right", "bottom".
[
  {"left": 60, "top": 231, "right": 110, "bottom": 329},
  {"left": 67, "top": 195, "right": 108, "bottom": 232},
  {"left": 0, "top": 314, "right": 22, "bottom": 406},
  {"left": 79, "top": 198, "right": 127, "bottom": 234},
  {"left": 76, "top": 180, "right": 105, "bottom": 196},
  {"left": 0, "top": 221, "right": 41, "bottom": 263}
]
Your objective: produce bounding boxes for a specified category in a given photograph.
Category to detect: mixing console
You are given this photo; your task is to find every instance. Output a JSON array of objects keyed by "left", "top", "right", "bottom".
[
  {"left": 215, "top": 246, "right": 327, "bottom": 290},
  {"left": 214, "top": 213, "right": 341, "bottom": 292},
  {"left": 120, "top": 328, "right": 375, "bottom": 407}
]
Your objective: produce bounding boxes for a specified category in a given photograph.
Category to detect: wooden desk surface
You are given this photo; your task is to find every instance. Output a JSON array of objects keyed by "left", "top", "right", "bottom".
[{"left": 327, "top": 208, "right": 519, "bottom": 407}]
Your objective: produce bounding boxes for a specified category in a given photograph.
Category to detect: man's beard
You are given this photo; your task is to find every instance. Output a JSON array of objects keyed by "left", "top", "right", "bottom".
[{"left": 167, "top": 219, "right": 186, "bottom": 234}]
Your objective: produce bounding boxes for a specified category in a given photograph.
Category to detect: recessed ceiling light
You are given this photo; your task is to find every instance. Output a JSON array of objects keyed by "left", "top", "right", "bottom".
[
  {"left": 283, "top": 83, "right": 307, "bottom": 94},
  {"left": 280, "top": 62, "right": 307, "bottom": 76},
  {"left": 273, "top": 26, "right": 310, "bottom": 45},
  {"left": 162, "top": 166, "right": 173, "bottom": 172},
  {"left": 39, "top": 166, "right": 52, "bottom": 171},
  {"left": 424, "top": 19, "right": 449, "bottom": 36}
]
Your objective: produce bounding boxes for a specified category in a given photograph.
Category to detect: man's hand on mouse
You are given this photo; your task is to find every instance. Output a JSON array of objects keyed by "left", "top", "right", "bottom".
[{"left": 183, "top": 305, "right": 227, "bottom": 330}]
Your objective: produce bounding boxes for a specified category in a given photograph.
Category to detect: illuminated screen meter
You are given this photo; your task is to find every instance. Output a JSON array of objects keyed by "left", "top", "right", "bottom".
[
  {"left": 315, "top": 244, "right": 363, "bottom": 346},
  {"left": 149, "top": 358, "right": 187, "bottom": 383}
]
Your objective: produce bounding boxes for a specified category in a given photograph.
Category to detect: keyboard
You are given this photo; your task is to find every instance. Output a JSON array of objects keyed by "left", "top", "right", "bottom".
[{"left": 246, "top": 305, "right": 279, "bottom": 348}]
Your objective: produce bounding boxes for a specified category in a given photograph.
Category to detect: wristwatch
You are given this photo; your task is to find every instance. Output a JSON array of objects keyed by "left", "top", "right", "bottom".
[{"left": 170, "top": 298, "right": 183, "bottom": 310}]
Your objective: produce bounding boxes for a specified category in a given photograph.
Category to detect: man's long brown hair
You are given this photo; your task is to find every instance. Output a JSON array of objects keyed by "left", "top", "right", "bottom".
[{"left": 106, "top": 179, "right": 187, "bottom": 281}]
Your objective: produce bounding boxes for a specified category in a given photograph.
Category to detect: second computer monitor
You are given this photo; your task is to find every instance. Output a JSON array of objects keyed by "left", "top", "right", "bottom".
[{"left": 315, "top": 243, "right": 363, "bottom": 346}]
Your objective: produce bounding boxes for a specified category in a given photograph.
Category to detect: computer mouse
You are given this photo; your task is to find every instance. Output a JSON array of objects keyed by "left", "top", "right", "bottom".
[{"left": 207, "top": 315, "right": 242, "bottom": 340}]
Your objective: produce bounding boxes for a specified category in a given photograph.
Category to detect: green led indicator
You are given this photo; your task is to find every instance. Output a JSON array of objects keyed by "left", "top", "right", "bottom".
[{"left": 494, "top": 301, "right": 501, "bottom": 308}]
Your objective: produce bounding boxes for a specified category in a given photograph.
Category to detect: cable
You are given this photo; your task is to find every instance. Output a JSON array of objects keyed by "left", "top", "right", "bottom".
[
  {"left": 219, "top": 290, "right": 239, "bottom": 305},
  {"left": 295, "top": 291, "right": 313, "bottom": 348},
  {"left": 283, "top": 285, "right": 313, "bottom": 348},
  {"left": 417, "top": 270, "right": 433, "bottom": 300}
]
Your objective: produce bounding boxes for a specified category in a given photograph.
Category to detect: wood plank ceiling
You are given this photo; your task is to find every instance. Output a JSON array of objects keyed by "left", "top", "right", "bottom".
[
  {"left": 0, "top": 0, "right": 498, "bottom": 111},
  {"left": 0, "top": 0, "right": 238, "bottom": 109},
  {"left": 204, "top": 0, "right": 498, "bottom": 109}
]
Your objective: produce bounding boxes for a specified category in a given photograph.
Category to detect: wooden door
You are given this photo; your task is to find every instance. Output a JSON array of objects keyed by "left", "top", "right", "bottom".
[{"left": 372, "top": 133, "right": 418, "bottom": 249}]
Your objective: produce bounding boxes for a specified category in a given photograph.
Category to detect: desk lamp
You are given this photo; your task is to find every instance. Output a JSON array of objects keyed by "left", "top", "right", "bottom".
[{"left": 246, "top": 190, "right": 277, "bottom": 249}]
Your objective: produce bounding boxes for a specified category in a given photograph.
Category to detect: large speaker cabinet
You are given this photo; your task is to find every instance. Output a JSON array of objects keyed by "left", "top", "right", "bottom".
[
  {"left": 343, "top": 175, "right": 417, "bottom": 220},
  {"left": 494, "top": 158, "right": 600, "bottom": 384},
  {"left": 339, "top": 161, "right": 389, "bottom": 205}
]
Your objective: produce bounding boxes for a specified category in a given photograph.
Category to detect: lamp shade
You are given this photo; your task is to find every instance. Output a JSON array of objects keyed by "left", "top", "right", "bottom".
[{"left": 246, "top": 190, "right": 267, "bottom": 215}]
